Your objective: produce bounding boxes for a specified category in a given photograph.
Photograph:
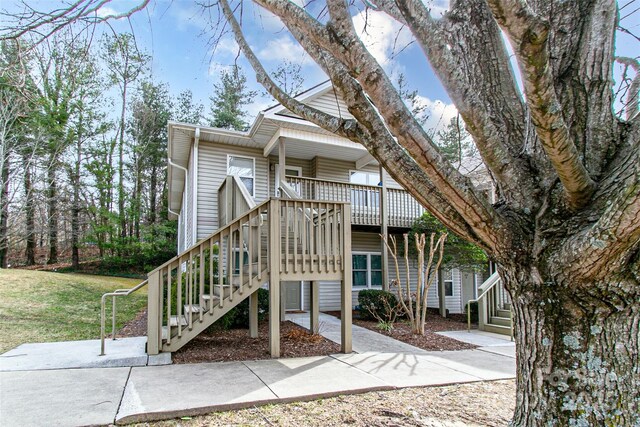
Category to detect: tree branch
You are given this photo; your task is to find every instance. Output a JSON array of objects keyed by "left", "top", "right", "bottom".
[
  {"left": 552, "top": 142, "right": 640, "bottom": 282},
  {"left": 616, "top": 56, "right": 640, "bottom": 122},
  {"left": 486, "top": 0, "right": 596, "bottom": 209},
  {"left": 374, "top": 0, "right": 540, "bottom": 212},
  {"left": 220, "top": 0, "right": 496, "bottom": 249}
]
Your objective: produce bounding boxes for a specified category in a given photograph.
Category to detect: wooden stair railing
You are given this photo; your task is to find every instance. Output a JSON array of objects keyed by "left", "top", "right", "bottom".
[{"left": 145, "top": 198, "right": 350, "bottom": 355}]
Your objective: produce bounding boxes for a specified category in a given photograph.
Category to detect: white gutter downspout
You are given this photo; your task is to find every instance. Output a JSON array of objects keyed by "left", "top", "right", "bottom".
[
  {"left": 168, "top": 158, "right": 187, "bottom": 252},
  {"left": 192, "top": 128, "right": 200, "bottom": 245}
]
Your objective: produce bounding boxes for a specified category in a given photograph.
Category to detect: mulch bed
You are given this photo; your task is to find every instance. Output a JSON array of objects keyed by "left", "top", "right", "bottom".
[
  {"left": 115, "top": 309, "right": 340, "bottom": 363},
  {"left": 325, "top": 309, "right": 478, "bottom": 352}
]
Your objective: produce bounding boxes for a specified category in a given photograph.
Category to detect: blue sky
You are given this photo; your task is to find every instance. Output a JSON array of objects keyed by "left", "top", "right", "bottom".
[
  {"left": 89, "top": 0, "right": 459, "bottom": 129},
  {"left": 4, "top": 0, "right": 639, "bottom": 130}
]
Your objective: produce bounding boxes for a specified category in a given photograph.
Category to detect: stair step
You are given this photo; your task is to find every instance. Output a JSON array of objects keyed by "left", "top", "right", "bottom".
[
  {"left": 489, "top": 316, "right": 512, "bottom": 327},
  {"left": 496, "top": 309, "right": 511, "bottom": 318},
  {"left": 201, "top": 294, "right": 220, "bottom": 309},
  {"left": 482, "top": 323, "right": 513, "bottom": 336},
  {"left": 169, "top": 315, "right": 188, "bottom": 327},
  {"left": 183, "top": 304, "right": 202, "bottom": 314}
]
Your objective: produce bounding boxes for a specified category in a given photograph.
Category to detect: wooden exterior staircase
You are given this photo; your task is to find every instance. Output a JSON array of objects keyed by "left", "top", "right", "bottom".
[
  {"left": 469, "top": 272, "right": 514, "bottom": 338},
  {"left": 145, "top": 191, "right": 352, "bottom": 357}
]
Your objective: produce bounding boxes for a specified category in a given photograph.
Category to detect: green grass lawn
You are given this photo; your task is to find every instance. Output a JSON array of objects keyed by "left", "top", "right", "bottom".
[{"left": 0, "top": 269, "right": 146, "bottom": 353}]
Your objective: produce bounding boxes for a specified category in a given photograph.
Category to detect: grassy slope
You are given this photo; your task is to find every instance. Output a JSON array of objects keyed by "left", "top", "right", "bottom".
[{"left": 0, "top": 269, "right": 146, "bottom": 353}]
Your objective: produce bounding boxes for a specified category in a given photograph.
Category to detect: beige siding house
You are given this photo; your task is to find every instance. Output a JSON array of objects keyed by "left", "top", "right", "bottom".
[{"left": 167, "top": 81, "right": 484, "bottom": 315}]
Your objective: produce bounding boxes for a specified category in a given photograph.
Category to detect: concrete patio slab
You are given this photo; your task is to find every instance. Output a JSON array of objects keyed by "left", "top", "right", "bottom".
[
  {"left": 0, "top": 366, "right": 130, "bottom": 427},
  {"left": 0, "top": 337, "right": 171, "bottom": 371},
  {"left": 244, "top": 355, "right": 393, "bottom": 399},
  {"left": 287, "top": 312, "right": 428, "bottom": 354},
  {"left": 116, "top": 361, "right": 277, "bottom": 424},
  {"left": 332, "top": 352, "right": 485, "bottom": 387}
]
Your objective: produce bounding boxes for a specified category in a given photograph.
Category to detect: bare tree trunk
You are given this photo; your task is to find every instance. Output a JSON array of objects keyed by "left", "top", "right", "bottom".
[
  {"left": 71, "top": 129, "right": 82, "bottom": 269},
  {"left": 118, "top": 83, "right": 127, "bottom": 253},
  {"left": 149, "top": 165, "right": 157, "bottom": 226},
  {"left": 0, "top": 161, "right": 9, "bottom": 268},
  {"left": 24, "top": 154, "right": 35, "bottom": 266},
  {"left": 47, "top": 154, "right": 57, "bottom": 264}
]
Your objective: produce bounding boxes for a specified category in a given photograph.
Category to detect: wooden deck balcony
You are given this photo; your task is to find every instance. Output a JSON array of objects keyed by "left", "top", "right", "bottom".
[{"left": 285, "top": 176, "right": 425, "bottom": 228}]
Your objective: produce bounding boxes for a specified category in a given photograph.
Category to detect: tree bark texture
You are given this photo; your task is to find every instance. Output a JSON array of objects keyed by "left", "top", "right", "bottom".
[
  {"left": 24, "top": 155, "right": 35, "bottom": 266},
  {"left": 220, "top": 0, "right": 640, "bottom": 423},
  {"left": 47, "top": 154, "right": 57, "bottom": 264},
  {"left": 0, "top": 161, "right": 9, "bottom": 268}
]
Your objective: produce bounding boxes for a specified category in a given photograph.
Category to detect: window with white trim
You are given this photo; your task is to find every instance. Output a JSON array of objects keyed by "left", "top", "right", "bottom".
[
  {"left": 353, "top": 252, "right": 383, "bottom": 288},
  {"left": 443, "top": 269, "right": 454, "bottom": 296},
  {"left": 349, "top": 170, "right": 380, "bottom": 208},
  {"left": 228, "top": 155, "right": 255, "bottom": 196}
]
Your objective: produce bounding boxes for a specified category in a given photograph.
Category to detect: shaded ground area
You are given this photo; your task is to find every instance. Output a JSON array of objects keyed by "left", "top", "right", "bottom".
[
  {"left": 117, "top": 309, "right": 340, "bottom": 363},
  {"left": 131, "top": 380, "right": 516, "bottom": 427},
  {"left": 325, "top": 310, "right": 477, "bottom": 352}
]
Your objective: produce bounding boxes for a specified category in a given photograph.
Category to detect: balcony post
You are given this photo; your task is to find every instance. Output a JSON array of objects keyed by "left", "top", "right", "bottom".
[
  {"left": 379, "top": 166, "right": 389, "bottom": 291},
  {"left": 269, "top": 199, "right": 281, "bottom": 357},
  {"left": 278, "top": 139, "right": 286, "bottom": 194}
]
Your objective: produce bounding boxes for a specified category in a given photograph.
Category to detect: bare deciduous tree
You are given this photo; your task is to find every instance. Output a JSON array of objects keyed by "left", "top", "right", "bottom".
[{"left": 383, "top": 233, "right": 447, "bottom": 335}]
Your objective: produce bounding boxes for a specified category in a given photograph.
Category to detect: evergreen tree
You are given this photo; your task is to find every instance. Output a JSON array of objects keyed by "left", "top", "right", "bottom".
[
  {"left": 174, "top": 89, "right": 204, "bottom": 125},
  {"left": 209, "top": 65, "right": 256, "bottom": 131},
  {"left": 435, "top": 115, "right": 478, "bottom": 171}
]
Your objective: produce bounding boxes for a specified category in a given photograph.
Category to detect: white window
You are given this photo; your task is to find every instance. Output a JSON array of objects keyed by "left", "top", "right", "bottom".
[
  {"left": 443, "top": 269, "right": 454, "bottom": 296},
  {"left": 349, "top": 170, "right": 381, "bottom": 208},
  {"left": 228, "top": 155, "right": 255, "bottom": 197},
  {"left": 275, "top": 165, "right": 302, "bottom": 196},
  {"left": 353, "top": 252, "right": 383, "bottom": 288}
]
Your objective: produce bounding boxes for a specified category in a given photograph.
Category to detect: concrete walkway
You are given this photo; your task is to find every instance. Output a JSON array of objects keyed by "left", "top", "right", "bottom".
[
  {"left": 0, "top": 317, "right": 516, "bottom": 426},
  {"left": 437, "top": 330, "right": 516, "bottom": 359},
  {"left": 286, "top": 312, "right": 430, "bottom": 353}
]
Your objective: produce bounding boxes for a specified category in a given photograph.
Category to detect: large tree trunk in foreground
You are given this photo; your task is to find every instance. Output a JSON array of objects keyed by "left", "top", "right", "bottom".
[
  {"left": 504, "top": 267, "right": 639, "bottom": 425},
  {"left": 217, "top": 0, "right": 640, "bottom": 423}
]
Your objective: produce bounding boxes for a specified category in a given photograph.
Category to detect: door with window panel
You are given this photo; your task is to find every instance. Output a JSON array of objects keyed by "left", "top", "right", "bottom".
[
  {"left": 228, "top": 156, "right": 255, "bottom": 196},
  {"left": 349, "top": 171, "right": 380, "bottom": 223}
]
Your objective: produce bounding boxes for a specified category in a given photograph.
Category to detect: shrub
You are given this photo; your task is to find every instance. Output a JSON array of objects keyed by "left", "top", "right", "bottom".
[
  {"left": 218, "top": 288, "right": 269, "bottom": 329},
  {"left": 465, "top": 300, "right": 478, "bottom": 323},
  {"left": 358, "top": 289, "right": 398, "bottom": 322}
]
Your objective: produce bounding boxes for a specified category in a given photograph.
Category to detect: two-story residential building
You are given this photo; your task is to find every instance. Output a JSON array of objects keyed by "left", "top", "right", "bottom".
[{"left": 166, "top": 81, "right": 485, "bottom": 317}]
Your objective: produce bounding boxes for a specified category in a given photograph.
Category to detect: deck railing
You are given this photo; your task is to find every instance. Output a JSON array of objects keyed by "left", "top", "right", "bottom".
[
  {"left": 144, "top": 198, "right": 350, "bottom": 355},
  {"left": 285, "top": 176, "right": 425, "bottom": 227}
]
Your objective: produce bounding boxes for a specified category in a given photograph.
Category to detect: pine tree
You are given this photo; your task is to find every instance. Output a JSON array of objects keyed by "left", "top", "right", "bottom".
[{"left": 209, "top": 65, "right": 256, "bottom": 131}]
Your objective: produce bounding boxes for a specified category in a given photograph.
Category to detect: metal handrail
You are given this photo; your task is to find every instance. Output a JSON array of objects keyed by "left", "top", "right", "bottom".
[
  {"left": 466, "top": 272, "right": 501, "bottom": 332},
  {"left": 100, "top": 279, "right": 148, "bottom": 356}
]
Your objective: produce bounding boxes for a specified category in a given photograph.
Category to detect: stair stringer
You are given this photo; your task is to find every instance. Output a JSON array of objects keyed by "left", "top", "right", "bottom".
[{"left": 162, "top": 268, "right": 269, "bottom": 353}]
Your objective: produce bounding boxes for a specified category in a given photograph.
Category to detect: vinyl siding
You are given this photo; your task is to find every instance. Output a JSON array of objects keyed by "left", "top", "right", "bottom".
[
  {"left": 314, "top": 156, "right": 402, "bottom": 189},
  {"left": 196, "top": 141, "right": 269, "bottom": 239},
  {"left": 267, "top": 156, "right": 313, "bottom": 196}
]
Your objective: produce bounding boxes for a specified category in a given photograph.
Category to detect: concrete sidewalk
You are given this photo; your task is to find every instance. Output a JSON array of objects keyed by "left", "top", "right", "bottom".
[
  {"left": 0, "top": 349, "right": 515, "bottom": 426},
  {"left": 0, "top": 315, "right": 516, "bottom": 426}
]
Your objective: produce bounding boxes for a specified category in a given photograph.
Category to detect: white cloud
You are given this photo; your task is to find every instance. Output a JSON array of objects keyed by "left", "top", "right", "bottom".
[
  {"left": 208, "top": 62, "right": 234, "bottom": 77},
  {"left": 257, "top": 36, "right": 313, "bottom": 65},
  {"left": 423, "top": 0, "right": 450, "bottom": 18},
  {"left": 170, "top": 3, "right": 210, "bottom": 32},
  {"left": 414, "top": 95, "right": 458, "bottom": 135},
  {"left": 96, "top": 6, "right": 118, "bottom": 18},
  {"left": 352, "top": 10, "right": 413, "bottom": 67},
  {"left": 214, "top": 37, "right": 240, "bottom": 57}
]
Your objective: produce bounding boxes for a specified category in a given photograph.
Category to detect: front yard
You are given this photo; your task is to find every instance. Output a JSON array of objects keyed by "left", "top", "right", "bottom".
[
  {"left": 0, "top": 269, "right": 145, "bottom": 353},
  {"left": 132, "top": 380, "right": 516, "bottom": 426}
]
